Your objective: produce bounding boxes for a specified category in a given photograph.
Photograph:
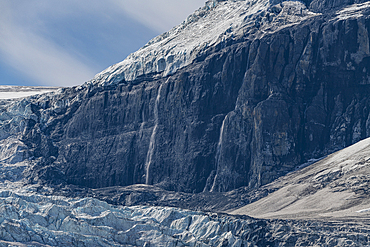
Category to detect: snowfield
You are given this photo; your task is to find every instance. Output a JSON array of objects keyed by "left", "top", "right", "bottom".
[{"left": 0, "top": 86, "right": 59, "bottom": 100}]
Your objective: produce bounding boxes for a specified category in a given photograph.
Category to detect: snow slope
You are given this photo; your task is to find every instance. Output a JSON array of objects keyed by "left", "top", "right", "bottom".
[
  {"left": 0, "top": 86, "right": 59, "bottom": 100},
  {"left": 231, "top": 137, "right": 370, "bottom": 220}
]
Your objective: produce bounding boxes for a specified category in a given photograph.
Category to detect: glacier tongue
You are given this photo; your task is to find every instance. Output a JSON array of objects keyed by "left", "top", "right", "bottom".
[
  {"left": 0, "top": 136, "right": 257, "bottom": 246},
  {"left": 0, "top": 187, "right": 261, "bottom": 246},
  {"left": 1, "top": 183, "right": 370, "bottom": 246}
]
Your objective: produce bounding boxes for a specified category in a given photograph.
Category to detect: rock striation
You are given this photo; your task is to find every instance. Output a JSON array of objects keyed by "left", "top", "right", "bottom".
[{"left": 2, "top": 0, "right": 370, "bottom": 195}]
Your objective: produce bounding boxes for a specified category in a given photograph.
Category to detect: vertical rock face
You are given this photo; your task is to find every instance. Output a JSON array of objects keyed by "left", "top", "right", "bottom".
[
  {"left": 57, "top": 44, "right": 248, "bottom": 192},
  {"left": 3, "top": 0, "right": 370, "bottom": 193}
]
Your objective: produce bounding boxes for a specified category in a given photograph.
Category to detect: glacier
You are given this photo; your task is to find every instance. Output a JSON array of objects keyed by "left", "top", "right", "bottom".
[
  {"left": 0, "top": 188, "right": 254, "bottom": 246},
  {"left": 2, "top": 0, "right": 370, "bottom": 246}
]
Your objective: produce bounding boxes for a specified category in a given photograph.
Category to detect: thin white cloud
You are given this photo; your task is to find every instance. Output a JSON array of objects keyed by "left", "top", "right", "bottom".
[
  {"left": 0, "top": 1, "right": 97, "bottom": 87},
  {"left": 0, "top": 0, "right": 206, "bottom": 87},
  {"left": 112, "top": 0, "right": 206, "bottom": 32},
  {"left": 0, "top": 27, "right": 96, "bottom": 87}
]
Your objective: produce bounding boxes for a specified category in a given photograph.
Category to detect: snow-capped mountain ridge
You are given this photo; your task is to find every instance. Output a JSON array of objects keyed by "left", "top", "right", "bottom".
[
  {"left": 84, "top": 0, "right": 370, "bottom": 90},
  {"left": 89, "top": 0, "right": 316, "bottom": 87}
]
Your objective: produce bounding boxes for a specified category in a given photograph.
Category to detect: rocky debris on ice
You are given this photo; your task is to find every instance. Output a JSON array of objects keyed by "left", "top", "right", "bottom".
[
  {"left": 0, "top": 186, "right": 369, "bottom": 246},
  {"left": 0, "top": 188, "right": 262, "bottom": 246}
]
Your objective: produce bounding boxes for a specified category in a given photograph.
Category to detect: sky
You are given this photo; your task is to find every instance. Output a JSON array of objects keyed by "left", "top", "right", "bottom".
[{"left": 0, "top": 0, "right": 206, "bottom": 87}]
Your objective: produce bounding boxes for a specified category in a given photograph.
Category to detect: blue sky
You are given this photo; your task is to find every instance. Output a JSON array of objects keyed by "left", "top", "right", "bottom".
[{"left": 0, "top": 0, "right": 205, "bottom": 87}]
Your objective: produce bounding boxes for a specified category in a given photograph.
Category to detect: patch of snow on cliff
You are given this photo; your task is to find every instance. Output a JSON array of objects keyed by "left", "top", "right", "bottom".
[
  {"left": 336, "top": 1, "right": 370, "bottom": 20},
  {"left": 357, "top": 207, "right": 370, "bottom": 213}
]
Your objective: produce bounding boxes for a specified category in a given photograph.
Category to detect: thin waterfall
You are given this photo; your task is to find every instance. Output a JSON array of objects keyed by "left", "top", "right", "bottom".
[
  {"left": 210, "top": 114, "right": 228, "bottom": 192},
  {"left": 139, "top": 109, "right": 146, "bottom": 139},
  {"left": 145, "top": 83, "right": 164, "bottom": 185}
]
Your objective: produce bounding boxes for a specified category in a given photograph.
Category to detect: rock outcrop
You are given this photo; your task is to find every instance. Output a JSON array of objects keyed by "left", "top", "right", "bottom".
[{"left": 2, "top": 0, "right": 370, "bottom": 195}]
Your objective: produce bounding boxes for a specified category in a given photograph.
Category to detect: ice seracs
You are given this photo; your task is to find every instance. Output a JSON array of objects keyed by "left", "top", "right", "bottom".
[
  {"left": 89, "top": 0, "right": 318, "bottom": 87},
  {"left": 0, "top": 187, "right": 261, "bottom": 246}
]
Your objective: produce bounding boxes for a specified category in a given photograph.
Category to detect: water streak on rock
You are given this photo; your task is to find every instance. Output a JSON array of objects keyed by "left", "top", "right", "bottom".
[
  {"left": 145, "top": 83, "right": 164, "bottom": 185},
  {"left": 210, "top": 114, "right": 228, "bottom": 192}
]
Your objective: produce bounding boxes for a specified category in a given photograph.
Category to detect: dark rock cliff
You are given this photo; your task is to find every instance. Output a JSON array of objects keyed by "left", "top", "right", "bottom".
[{"left": 15, "top": 0, "right": 370, "bottom": 193}]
